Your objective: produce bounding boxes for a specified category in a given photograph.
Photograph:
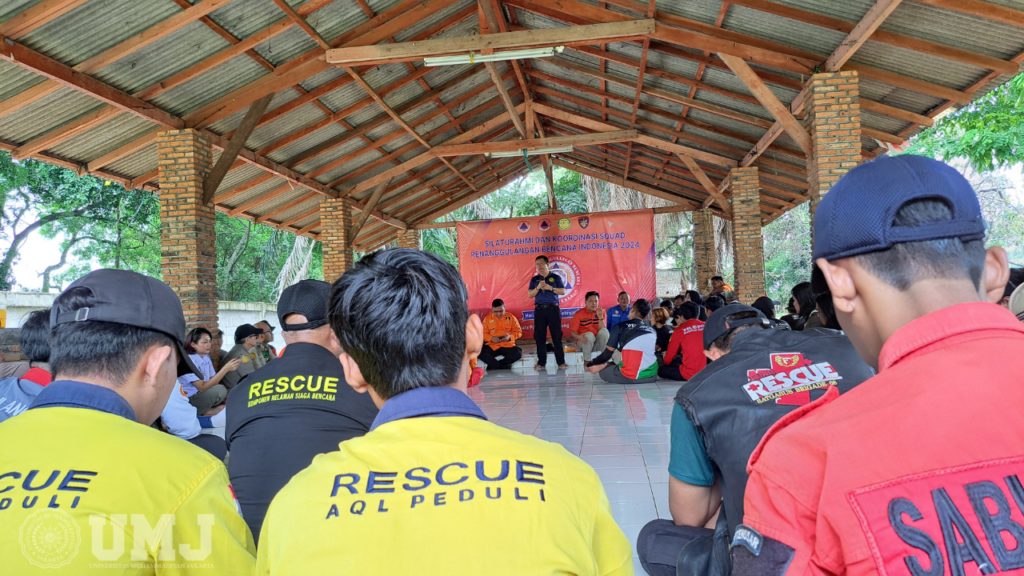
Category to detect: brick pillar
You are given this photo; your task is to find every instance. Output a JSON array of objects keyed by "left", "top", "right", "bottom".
[
  {"left": 158, "top": 129, "right": 220, "bottom": 352},
  {"left": 730, "top": 167, "right": 765, "bottom": 304},
  {"left": 395, "top": 229, "right": 420, "bottom": 250},
  {"left": 320, "top": 197, "right": 354, "bottom": 282},
  {"left": 692, "top": 208, "right": 717, "bottom": 294},
  {"left": 804, "top": 71, "right": 862, "bottom": 220}
]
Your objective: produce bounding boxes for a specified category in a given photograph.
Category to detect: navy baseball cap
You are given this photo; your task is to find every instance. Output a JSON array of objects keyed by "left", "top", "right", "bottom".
[
  {"left": 811, "top": 155, "right": 985, "bottom": 292},
  {"left": 703, "top": 304, "right": 770, "bottom": 350},
  {"left": 51, "top": 269, "right": 202, "bottom": 378}
]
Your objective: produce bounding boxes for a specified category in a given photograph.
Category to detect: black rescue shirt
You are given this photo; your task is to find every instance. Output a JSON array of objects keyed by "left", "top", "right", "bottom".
[{"left": 225, "top": 342, "right": 378, "bottom": 541}]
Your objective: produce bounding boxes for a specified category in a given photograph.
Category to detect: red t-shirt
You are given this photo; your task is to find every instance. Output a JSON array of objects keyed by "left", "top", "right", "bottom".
[
  {"left": 740, "top": 302, "right": 1024, "bottom": 576},
  {"left": 662, "top": 318, "right": 705, "bottom": 380}
]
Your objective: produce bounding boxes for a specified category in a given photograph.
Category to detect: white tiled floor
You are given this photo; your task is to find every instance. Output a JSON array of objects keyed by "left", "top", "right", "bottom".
[{"left": 467, "top": 363, "right": 678, "bottom": 575}]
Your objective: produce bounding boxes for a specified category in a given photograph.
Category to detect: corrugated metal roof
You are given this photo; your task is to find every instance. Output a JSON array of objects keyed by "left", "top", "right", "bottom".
[{"left": 0, "top": 0, "right": 1019, "bottom": 238}]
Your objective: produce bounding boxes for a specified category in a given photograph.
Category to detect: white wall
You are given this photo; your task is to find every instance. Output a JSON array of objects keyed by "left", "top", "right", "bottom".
[{"left": 0, "top": 292, "right": 276, "bottom": 343}]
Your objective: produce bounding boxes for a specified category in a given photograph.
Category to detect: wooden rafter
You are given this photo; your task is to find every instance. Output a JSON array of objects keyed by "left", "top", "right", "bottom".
[
  {"left": 350, "top": 179, "right": 391, "bottom": 238},
  {"left": 203, "top": 93, "right": 275, "bottom": 204},
  {"left": 12, "top": 106, "right": 121, "bottom": 160},
  {"left": 824, "top": 0, "right": 904, "bottom": 72},
  {"left": 432, "top": 130, "right": 637, "bottom": 157},
  {"left": 325, "top": 19, "right": 656, "bottom": 65},
  {"left": 0, "top": 0, "right": 89, "bottom": 39}
]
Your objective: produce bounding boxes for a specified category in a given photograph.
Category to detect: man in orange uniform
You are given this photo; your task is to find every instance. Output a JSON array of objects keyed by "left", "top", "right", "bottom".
[
  {"left": 478, "top": 299, "right": 523, "bottom": 370},
  {"left": 735, "top": 155, "right": 1022, "bottom": 576},
  {"left": 570, "top": 291, "right": 609, "bottom": 362}
]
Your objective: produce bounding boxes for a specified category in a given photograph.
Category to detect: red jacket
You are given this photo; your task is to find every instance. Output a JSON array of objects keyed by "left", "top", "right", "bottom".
[
  {"left": 663, "top": 319, "right": 705, "bottom": 380},
  {"left": 739, "top": 302, "right": 1024, "bottom": 576}
]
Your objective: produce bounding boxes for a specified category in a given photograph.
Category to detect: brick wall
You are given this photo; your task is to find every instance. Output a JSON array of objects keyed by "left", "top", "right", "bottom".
[
  {"left": 158, "top": 129, "right": 221, "bottom": 353},
  {"left": 804, "top": 71, "right": 862, "bottom": 221},
  {"left": 396, "top": 229, "right": 420, "bottom": 250},
  {"left": 320, "top": 197, "right": 354, "bottom": 283},
  {"left": 730, "top": 167, "right": 765, "bottom": 304},
  {"left": 692, "top": 208, "right": 717, "bottom": 294}
]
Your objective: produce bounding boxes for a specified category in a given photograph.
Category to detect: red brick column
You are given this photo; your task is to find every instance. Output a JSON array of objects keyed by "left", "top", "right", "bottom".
[
  {"left": 396, "top": 229, "right": 420, "bottom": 250},
  {"left": 730, "top": 167, "right": 765, "bottom": 304},
  {"left": 804, "top": 71, "right": 862, "bottom": 219},
  {"left": 320, "top": 197, "right": 354, "bottom": 282},
  {"left": 692, "top": 208, "right": 717, "bottom": 294},
  {"left": 157, "top": 129, "right": 220, "bottom": 352}
]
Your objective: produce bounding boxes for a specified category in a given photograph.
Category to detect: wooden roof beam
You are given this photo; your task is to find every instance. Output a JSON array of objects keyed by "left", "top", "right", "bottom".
[
  {"left": 825, "top": 0, "right": 903, "bottom": 72},
  {"left": 350, "top": 179, "right": 391, "bottom": 239},
  {"left": 552, "top": 157, "right": 703, "bottom": 212},
  {"left": 203, "top": 93, "right": 275, "bottom": 204},
  {"left": 0, "top": 0, "right": 90, "bottom": 39},
  {"left": 325, "top": 19, "right": 656, "bottom": 66},
  {"left": 431, "top": 130, "right": 637, "bottom": 157},
  {"left": 912, "top": 0, "right": 1024, "bottom": 30},
  {"left": 406, "top": 160, "right": 531, "bottom": 226},
  {"left": 270, "top": 0, "right": 332, "bottom": 50},
  {"left": 12, "top": 105, "right": 121, "bottom": 160}
]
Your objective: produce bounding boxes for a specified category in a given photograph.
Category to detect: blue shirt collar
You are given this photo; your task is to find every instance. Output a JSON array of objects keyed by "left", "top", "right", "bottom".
[
  {"left": 370, "top": 386, "right": 487, "bottom": 431},
  {"left": 29, "top": 380, "right": 137, "bottom": 421}
]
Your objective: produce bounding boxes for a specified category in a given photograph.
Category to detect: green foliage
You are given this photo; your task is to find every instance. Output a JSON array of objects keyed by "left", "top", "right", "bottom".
[
  {"left": 215, "top": 213, "right": 307, "bottom": 302},
  {"left": 762, "top": 204, "right": 812, "bottom": 304},
  {"left": 904, "top": 74, "right": 1024, "bottom": 172},
  {"left": 0, "top": 152, "right": 161, "bottom": 291}
]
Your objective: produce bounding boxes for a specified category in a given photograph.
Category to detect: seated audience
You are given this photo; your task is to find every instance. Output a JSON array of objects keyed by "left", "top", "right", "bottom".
[
  {"left": 814, "top": 291, "right": 841, "bottom": 330},
  {"left": 0, "top": 309, "right": 52, "bottom": 382},
  {"left": 1012, "top": 283, "right": 1024, "bottom": 323},
  {"left": 607, "top": 290, "right": 632, "bottom": 330},
  {"left": 586, "top": 299, "right": 659, "bottom": 384},
  {"left": 638, "top": 305, "right": 872, "bottom": 576},
  {"left": 569, "top": 291, "right": 609, "bottom": 362},
  {"left": 737, "top": 156, "right": 1024, "bottom": 575},
  {"left": 704, "top": 295, "right": 725, "bottom": 316},
  {"left": 255, "top": 249, "right": 631, "bottom": 574},
  {"left": 791, "top": 281, "right": 822, "bottom": 330},
  {"left": 180, "top": 327, "right": 240, "bottom": 415},
  {"left": 479, "top": 298, "right": 523, "bottom": 370},
  {"left": 0, "top": 269, "right": 255, "bottom": 572},
  {"left": 752, "top": 296, "right": 789, "bottom": 330},
  {"left": 252, "top": 320, "right": 278, "bottom": 367},
  {"left": 684, "top": 290, "right": 708, "bottom": 321},
  {"left": 651, "top": 307, "right": 672, "bottom": 353},
  {"left": 658, "top": 302, "right": 705, "bottom": 382},
  {"left": 779, "top": 296, "right": 804, "bottom": 330},
  {"left": 226, "top": 280, "right": 379, "bottom": 542},
  {"left": 660, "top": 299, "right": 674, "bottom": 315},
  {"left": 159, "top": 379, "right": 228, "bottom": 460},
  {"left": 0, "top": 309, "right": 53, "bottom": 421},
  {"left": 706, "top": 275, "right": 733, "bottom": 297},
  {"left": 221, "top": 324, "right": 262, "bottom": 389}
]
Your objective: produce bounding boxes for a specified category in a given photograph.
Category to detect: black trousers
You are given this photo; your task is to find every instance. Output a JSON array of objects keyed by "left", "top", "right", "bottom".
[
  {"left": 188, "top": 433, "right": 228, "bottom": 461},
  {"left": 533, "top": 306, "right": 565, "bottom": 367},
  {"left": 657, "top": 364, "right": 687, "bottom": 381},
  {"left": 637, "top": 520, "right": 713, "bottom": 576},
  {"left": 478, "top": 345, "right": 523, "bottom": 369}
]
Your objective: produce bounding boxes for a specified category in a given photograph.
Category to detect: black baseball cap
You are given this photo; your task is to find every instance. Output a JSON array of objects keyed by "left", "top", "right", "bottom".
[
  {"left": 255, "top": 320, "right": 276, "bottom": 331},
  {"left": 811, "top": 155, "right": 986, "bottom": 292},
  {"left": 703, "top": 304, "right": 770, "bottom": 350},
  {"left": 278, "top": 279, "right": 331, "bottom": 331},
  {"left": 51, "top": 269, "right": 202, "bottom": 378},
  {"left": 234, "top": 324, "right": 263, "bottom": 342}
]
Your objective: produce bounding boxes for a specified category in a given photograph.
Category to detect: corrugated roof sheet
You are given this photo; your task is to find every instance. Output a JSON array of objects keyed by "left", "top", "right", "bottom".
[{"left": 0, "top": 0, "right": 1019, "bottom": 236}]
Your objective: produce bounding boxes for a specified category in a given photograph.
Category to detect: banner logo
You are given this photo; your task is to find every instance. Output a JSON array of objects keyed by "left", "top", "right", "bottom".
[
  {"left": 548, "top": 257, "right": 581, "bottom": 301},
  {"left": 558, "top": 218, "right": 571, "bottom": 230},
  {"left": 577, "top": 216, "right": 590, "bottom": 229},
  {"left": 743, "top": 352, "right": 843, "bottom": 405},
  {"left": 517, "top": 221, "right": 530, "bottom": 233},
  {"left": 20, "top": 508, "right": 81, "bottom": 568},
  {"left": 538, "top": 219, "right": 551, "bottom": 232}
]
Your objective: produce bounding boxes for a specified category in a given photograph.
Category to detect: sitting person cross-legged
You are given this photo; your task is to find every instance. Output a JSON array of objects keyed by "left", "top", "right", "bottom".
[
  {"left": 658, "top": 302, "right": 705, "bottom": 382},
  {"left": 180, "top": 327, "right": 240, "bottom": 415},
  {"left": 570, "top": 291, "right": 609, "bottom": 362},
  {"left": 256, "top": 249, "right": 632, "bottom": 575},
  {"left": 478, "top": 298, "right": 523, "bottom": 370},
  {"left": 585, "top": 298, "right": 659, "bottom": 384}
]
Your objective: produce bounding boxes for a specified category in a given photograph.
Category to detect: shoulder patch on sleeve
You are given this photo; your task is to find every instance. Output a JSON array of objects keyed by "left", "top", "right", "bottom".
[
  {"left": 241, "top": 355, "right": 249, "bottom": 364},
  {"left": 746, "top": 385, "right": 839, "bottom": 473},
  {"left": 731, "top": 525, "right": 795, "bottom": 576}
]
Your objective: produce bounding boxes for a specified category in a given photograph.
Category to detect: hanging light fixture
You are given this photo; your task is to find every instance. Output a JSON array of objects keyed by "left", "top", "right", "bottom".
[{"left": 424, "top": 46, "right": 564, "bottom": 67}]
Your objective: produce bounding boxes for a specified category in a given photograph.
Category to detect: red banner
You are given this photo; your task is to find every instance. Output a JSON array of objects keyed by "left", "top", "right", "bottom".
[{"left": 457, "top": 210, "right": 657, "bottom": 339}]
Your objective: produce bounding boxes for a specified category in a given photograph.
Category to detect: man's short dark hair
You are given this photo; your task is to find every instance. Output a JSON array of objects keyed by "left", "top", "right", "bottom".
[
  {"left": 20, "top": 309, "right": 51, "bottom": 363},
  {"left": 633, "top": 299, "right": 651, "bottom": 319},
  {"left": 711, "top": 311, "right": 768, "bottom": 353},
  {"left": 673, "top": 294, "right": 685, "bottom": 303},
  {"left": 535, "top": 255, "right": 549, "bottom": 264},
  {"left": 854, "top": 199, "right": 986, "bottom": 291},
  {"left": 705, "top": 295, "right": 725, "bottom": 314},
  {"left": 679, "top": 301, "right": 700, "bottom": 321},
  {"left": 711, "top": 275, "right": 724, "bottom": 282},
  {"left": 585, "top": 291, "right": 599, "bottom": 301},
  {"left": 328, "top": 249, "right": 469, "bottom": 400},
  {"left": 49, "top": 286, "right": 174, "bottom": 385},
  {"left": 661, "top": 300, "right": 674, "bottom": 310},
  {"left": 492, "top": 298, "right": 504, "bottom": 308},
  {"left": 618, "top": 291, "right": 628, "bottom": 297}
]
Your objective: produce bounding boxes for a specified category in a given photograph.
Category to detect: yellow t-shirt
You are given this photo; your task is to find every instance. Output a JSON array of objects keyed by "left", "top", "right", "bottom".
[
  {"left": 0, "top": 404, "right": 256, "bottom": 575},
  {"left": 257, "top": 416, "right": 633, "bottom": 575}
]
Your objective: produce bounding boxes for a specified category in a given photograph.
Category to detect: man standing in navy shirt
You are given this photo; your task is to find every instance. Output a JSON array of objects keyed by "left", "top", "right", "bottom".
[
  {"left": 528, "top": 255, "right": 568, "bottom": 370},
  {"left": 608, "top": 291, "right": 632, "bottom": 330}
]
